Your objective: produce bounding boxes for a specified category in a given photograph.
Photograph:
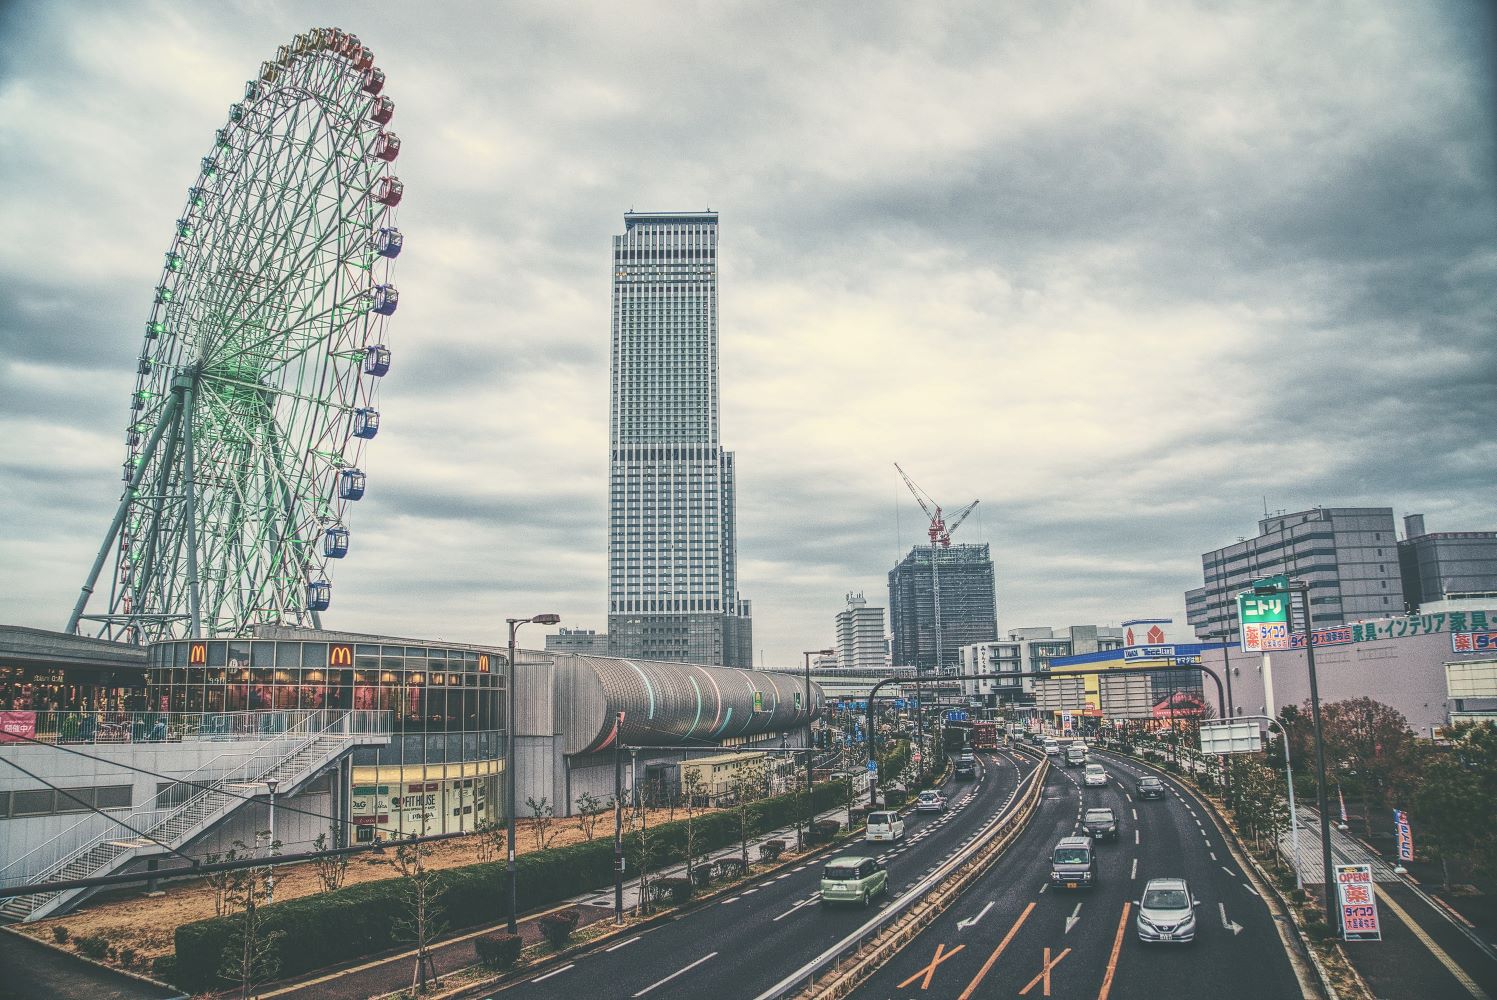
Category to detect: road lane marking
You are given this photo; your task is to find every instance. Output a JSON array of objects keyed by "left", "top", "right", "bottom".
[
  {"left": 1219, "top": 903, "right": 1244, "bottom": 935},
  {"left": 1242, "top": 883, "right": 1259, "bottom": 896},
  {"left": 1222, "top": 866, "right": 1234, "bottom": 877},
  {"left": 1131, "top": 809, "right": 1137, "bottom": 820},
  {"left": 1374, "top": 884, "right": 1491, "bottom": 999},
  {"left": 1135, "top": 830, "right": 1140, "bottom": 845},
  {"left": 723, "top": 896, "right": 740, "bottom": 903},
  {"left": 533, "top": 963, "right": 575, "bottom": 982},
  {"left": 772, "top": 897, "right": 818, "bottom": 921},
  {"left": 606, "top": 937, "right": 641, "bottom": 952},
  {"left": 1065, "top": 902, "right": 1083, "bottom": 933},
  {"left": 957, "top": 901, "right": 995, "bottom": 930},
  {"left": 1130, "top": 858, "right": 1137, "bottom": 880},
  {"left": 1019, "top": 946, "right": 1071, "bottom": 997},
  {"left": 631, "top": 951, "right": 718, "bottom": 997},
  {"left": 897, "top": 941, "right": 966, "bottom": 990},
  {"left": 1096, "top": 902, "right": 1132, "bottom": 1000},
  {"left": 1210, "top": 852, "right": 1218, "bottom": 862},
  {"left": 958, "top": 901, "right": 1035, "bottom": 1000}
]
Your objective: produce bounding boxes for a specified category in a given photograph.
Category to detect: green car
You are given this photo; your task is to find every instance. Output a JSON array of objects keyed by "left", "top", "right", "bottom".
[{"left": 820, "top": 855, "right": 889, "bottom": 908}]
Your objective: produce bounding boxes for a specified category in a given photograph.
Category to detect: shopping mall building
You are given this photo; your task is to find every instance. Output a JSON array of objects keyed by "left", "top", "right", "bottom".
[{"left": 0, "top": 624, "right": 820, "bottom": 921}]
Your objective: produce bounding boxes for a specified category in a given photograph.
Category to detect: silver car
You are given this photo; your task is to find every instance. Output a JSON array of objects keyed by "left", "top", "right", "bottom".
[{"left": 1136, "top": 877, "right": 1198, "bottom": 943}]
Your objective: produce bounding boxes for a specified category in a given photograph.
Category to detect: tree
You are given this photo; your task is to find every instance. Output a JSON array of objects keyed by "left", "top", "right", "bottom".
[
  {"left": 681, "top": 769, "right": 709, "bottom": 883},
  {"left": 629, "top": 798, "right": 657, "bottom": 914},
  {"left": 575, "top": 791, "right": 606, "bottom": 842},
  {"left": 310, "top": 832, "right": 349, "bottom": 893},
  {"left": 389, "top": 836, "right": 445, "bottom": 993},
  {"left": 1413, "top": 721, "right": 1497, "bottom": 886},
  {"left": 474, "top": 817, "right": 500, "bottom": 863},
  {"left": 218, "top": 837, "right": 283, "bottom": 999},
  {"left": 526, "top": 796, "right": 557, "bottom": 852},
  {"left": 1318, "top": 697, "right": 1417, "bottom": 837},
  {"left": 726, "top": 757, "right": 769, "bottom": 869}
]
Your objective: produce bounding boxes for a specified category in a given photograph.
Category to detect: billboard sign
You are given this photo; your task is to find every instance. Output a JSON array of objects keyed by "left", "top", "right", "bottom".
[
  {"left": 1123, "top": 645, "right": 1176, "bottom": 662},
  {"left": 1335, "top": 864, "right": 1381, "bottom": 941},
  {"left": 1199, "top": 720, "right": 1262, "bottom": 755},
  {"left": 1239, "top": 576, "right": 1291, "bottom": 652}
]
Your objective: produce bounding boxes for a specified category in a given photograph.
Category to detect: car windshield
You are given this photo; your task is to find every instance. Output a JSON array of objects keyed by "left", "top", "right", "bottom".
[
  {"left": 1140, "top": 778, "right": 1162, "bottom": 787},
  {"left": 824, "top": 865, "right": 860, "bottom": 880},
  {"left": 1085, "top": 809, "right": 1114, "bottom": 822},
  {"left": 869, "top": 812, "right": 893, "bottom": 824},
  {"left": 920, "top": 791, "right": 938, "bottom": 799},
  {"left": 1143, "top": 888, "right": 1189, "bottom": 909},
  {"left": 1053, "top": 847, "right": 1090, "bottom": 864}
]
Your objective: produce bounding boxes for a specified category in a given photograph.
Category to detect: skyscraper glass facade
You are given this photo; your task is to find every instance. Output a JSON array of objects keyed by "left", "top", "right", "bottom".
[{"left": 606, "top": 212, "right": 751, "bottom": 666}]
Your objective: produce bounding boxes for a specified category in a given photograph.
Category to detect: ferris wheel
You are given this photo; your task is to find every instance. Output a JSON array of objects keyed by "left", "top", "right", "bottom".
[{"left": 67, "top": 28, "right": 405, "bottom": 643}]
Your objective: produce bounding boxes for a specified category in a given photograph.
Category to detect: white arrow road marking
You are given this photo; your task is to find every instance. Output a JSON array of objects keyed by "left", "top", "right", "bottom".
[
  {"left": 1219, "top": 902, "right": 1244, "bottom": 935},
  {"left": 957, "top": 901, "right": 995, "bottom": 930},
  {"left": 1065, "top": 903, "right": 1083, "bottom": 934}
]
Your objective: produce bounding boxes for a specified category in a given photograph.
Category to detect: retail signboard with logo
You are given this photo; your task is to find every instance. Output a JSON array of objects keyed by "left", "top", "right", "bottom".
[{"left": 1335, "top": 864, "right": 1381, "bottom": 941}]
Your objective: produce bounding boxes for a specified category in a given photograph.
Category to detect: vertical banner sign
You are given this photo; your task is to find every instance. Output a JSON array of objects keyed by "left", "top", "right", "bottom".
[
  {"left": 1061, "top": 710, "right": 1074, "bottom": 734},
  {"left": 1238, "top": 576, "right": 1291, "bottom": 652},
  {"left": 1394, "top": 810, "right": 1414, "bottom": 862},
  {"left": 1335, "top": 864, "right": 1381, "bottom": 941}
]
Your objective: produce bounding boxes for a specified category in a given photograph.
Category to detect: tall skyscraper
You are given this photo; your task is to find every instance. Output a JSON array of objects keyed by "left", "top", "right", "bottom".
[
  {"left": 888, "top": 544, "right": 997, "bottom": 671},
  {"left": 1185, "top": 506, "right": 1401, "bottom": 640},
  {"left": 606, "top": 212, "right": 752, "bottom": 666}
]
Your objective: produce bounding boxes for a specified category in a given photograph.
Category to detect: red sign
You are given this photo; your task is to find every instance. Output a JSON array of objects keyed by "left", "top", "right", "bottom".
[{"left": 0, "top": 711, "right": 36, "bottom": 744}]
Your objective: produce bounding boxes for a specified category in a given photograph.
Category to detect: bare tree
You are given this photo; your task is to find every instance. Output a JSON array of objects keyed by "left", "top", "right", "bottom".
[
  {"left": 726, "top": 758, "right": 769, "bottom": 870},
  {"left": 629, "top": 799, "right": 658, "bottom": 915},
  {"left": 575, "top": 792, "right": 606, "bottom": 842},
  {"left": 218, "top": 836, "right": 283, "bottom": 999},
  {"left": 526, "top": 796, "right": 557, "bottom": 851},
  {"left": 389, "top": 834, "right": 445, "bottom": 993},
  {"left": 474, "top": 818, "right": 499, "bottom": 863},
  {"left": 681, "top": 768, "right": 709, "bottom": 883},
  {"left": 310, "top": 832, "right": 349, "bottom": 893}
]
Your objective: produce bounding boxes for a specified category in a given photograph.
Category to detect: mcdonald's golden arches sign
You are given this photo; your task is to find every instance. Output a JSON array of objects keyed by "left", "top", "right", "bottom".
[{"left": 330, "top": 644, "right": 354, "bottom": 667}]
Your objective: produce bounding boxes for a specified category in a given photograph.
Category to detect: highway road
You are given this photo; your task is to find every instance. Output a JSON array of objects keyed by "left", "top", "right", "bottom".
[
  {"left": 473, "top": 748, "right": 1038, "bottom": 1000},
  {"left": 847, "top": 744, "right": 1301, "bottom": 1000}
]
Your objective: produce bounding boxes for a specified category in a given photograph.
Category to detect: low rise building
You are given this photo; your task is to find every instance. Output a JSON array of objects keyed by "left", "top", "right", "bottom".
[{"left": 959, "top": 625, "right": 1123, "bottom": 707}]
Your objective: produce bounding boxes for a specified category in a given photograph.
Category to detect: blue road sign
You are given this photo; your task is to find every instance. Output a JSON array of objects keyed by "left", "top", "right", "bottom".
[{"left": 866, "top": 760, "right": 878, "bottom": 772}]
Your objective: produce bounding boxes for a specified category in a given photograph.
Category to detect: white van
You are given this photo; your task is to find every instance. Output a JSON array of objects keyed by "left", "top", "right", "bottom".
[
  {"left": 865, "top": 810, "right": 905, "bottom": 842},
  {"left": 1042, "top": 738, "right": 1061, "bottom": 757}
]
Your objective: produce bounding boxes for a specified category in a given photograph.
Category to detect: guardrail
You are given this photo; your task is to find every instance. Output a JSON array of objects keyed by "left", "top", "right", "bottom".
[{"left": 755, "top": 746, "right": 1050, "bottom": 1000}]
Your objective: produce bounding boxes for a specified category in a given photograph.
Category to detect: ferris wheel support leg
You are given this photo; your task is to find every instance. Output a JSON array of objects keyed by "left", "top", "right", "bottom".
[
  {"left": 180, "top": 379, "right": 203, "bottom": 638},
  {"left": 66, "top": 390, "right": 182, "bottom": 635}
]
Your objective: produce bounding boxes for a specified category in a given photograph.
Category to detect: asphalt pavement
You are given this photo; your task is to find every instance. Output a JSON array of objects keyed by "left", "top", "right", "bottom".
[
  {"left": 473, "top": 749, "right": 1030, "bottom": 1000},
  {"left": 849, "top": 745, "right": 1301, "bottom": 1000}
]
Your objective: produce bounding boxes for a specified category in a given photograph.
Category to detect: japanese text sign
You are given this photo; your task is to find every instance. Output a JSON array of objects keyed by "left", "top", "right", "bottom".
[{"left": 1335, "top": 864, "right": 1381, "bottom": 941}]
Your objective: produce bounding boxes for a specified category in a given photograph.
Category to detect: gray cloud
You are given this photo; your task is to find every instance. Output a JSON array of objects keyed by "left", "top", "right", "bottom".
[{"left": 1, "top": 0, "right": 1494, "bottom": 662}]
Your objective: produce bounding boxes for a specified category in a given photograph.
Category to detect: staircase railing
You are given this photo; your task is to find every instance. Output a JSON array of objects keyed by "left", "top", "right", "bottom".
[{"left": 0, "top": 709, "right": 389, "bottom": 892}]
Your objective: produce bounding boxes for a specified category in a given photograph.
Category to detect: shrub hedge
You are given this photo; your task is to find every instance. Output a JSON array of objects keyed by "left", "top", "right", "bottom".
[
  {"left": 173, "top": 780, "right": 849, "bottom": 991},
  {"left": 474, "top": 932, "right": 522, "bottom": 969}
]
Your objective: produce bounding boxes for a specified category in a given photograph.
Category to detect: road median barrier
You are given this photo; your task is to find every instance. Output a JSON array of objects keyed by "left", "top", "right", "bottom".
[{"left": 754, "top": 748, "right": 1049, "bottom": 1000}]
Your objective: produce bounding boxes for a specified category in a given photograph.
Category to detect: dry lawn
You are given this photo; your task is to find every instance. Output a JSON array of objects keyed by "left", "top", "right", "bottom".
[{"left": 20, "top": 802, "right": 717, "bottom": 970}]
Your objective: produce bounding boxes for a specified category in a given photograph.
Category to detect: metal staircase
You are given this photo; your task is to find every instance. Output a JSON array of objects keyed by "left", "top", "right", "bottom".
[{"left": 0, "top": 709, "right": 387, "bottom": 923}]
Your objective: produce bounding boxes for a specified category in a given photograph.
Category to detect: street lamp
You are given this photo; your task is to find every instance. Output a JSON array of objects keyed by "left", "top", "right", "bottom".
[
  {"left": 505, "top": 612, "right": 560, "bottom": 933},
  {"left": 1254, "top": 577, "right": 1336, "bottom": 932},
  {"left": 801, "top": 648, "right": 834, "bottom": 851},
  {"left": 264, "top": 778, "right": 279, "bottom": 903}
]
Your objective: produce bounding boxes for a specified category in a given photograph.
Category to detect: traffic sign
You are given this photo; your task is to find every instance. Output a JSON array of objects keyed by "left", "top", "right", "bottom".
[
  {"left": 912, "top": 751, "right": 922, "bottom": 763},
  {"left": 867, "top": 760, "right": 878, "bottom": 773},
  {"left": 1199, "top": 720, "right": 1262, "bottom": 755}
]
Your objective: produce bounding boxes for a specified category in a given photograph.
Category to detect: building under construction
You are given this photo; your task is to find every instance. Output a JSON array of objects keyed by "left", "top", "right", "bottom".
[{"left": 888, "top": 543, "right": 998, "bottom": 671}]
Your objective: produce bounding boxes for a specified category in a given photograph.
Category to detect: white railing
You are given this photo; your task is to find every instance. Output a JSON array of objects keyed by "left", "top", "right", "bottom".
[
  {"left": 0, "top": 709, "right": 389, "bottom": 892},
  {"left": 1, "top": 708, "right": 384, "bottom": 747}
]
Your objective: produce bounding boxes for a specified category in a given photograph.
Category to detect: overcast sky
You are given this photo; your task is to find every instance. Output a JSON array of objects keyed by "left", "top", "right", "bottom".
[{"left": 1, "top": 1, "right": 1494, "bottom": 666}]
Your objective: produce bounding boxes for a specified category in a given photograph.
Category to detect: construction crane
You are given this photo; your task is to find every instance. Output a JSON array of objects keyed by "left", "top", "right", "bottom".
[{"left": 894, "top": 465, "right": 979, "bottom": 782}]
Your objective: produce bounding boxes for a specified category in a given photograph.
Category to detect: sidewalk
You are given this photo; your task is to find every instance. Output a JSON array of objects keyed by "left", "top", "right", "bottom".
[
  {"left": 1282, "top": 808, "right": 1497, "bottom": 1000},
  {"left": 250, "top": 802, "right": 856, "bottom": 1000}
]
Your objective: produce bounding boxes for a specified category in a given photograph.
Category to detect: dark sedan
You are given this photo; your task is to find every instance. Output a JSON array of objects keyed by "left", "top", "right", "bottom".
[{"left": 1136, "top": 776, "right": 1166, "bottom": 800}]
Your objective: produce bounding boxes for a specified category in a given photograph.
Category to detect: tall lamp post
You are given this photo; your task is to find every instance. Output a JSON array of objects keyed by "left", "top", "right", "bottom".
[
  {"left": 265, "top": 778, "right": 278, "bottom": 903},
  {"left": 1254, "top": 578, "right": 1336, "bottom": 932},
  {"left": 505, "top": 612, "right": 560, "bottom": 933},
  {"left": 801, "top": 648, "right": 834, "bottom": 851}
]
